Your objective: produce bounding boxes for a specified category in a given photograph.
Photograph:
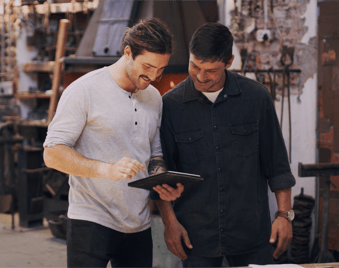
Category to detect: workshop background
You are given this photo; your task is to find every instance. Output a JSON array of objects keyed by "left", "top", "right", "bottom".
[{"left": 0, "top": 0, "right": 339, "bottom": 266}]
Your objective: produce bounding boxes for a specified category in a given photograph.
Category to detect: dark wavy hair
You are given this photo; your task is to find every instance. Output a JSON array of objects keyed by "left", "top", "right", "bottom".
[
  {"left": 189, "top": 22, "right": 233, "bottom": 64},
  {"left": 121, "top": 18, "right": 173, "bottom": 59}
]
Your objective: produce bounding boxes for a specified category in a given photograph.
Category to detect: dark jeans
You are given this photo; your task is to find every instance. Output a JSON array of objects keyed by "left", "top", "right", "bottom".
[
  {"left": 182, "top": 243, "right": 274, "bottom": 267},
  {"left": 67, "top": 219, "right": 153, "bottom": 267}
]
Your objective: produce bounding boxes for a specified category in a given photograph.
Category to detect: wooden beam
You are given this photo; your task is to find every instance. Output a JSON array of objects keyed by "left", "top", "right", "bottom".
[{"left": 48, "top": 19, "right": 70, "bottom": 124}]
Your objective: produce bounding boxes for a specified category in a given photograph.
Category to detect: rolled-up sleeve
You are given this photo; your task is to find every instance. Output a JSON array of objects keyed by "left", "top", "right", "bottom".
[
  {"left": 43, "top": 84, "right": 87, "bottom": 148},
  {"left": 259, "top": 92, "right": 296, "bottom": 192}
]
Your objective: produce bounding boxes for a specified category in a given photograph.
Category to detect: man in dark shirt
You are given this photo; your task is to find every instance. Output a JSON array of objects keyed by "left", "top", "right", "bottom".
[{"left": 151, "top": 22, "right": 296, "bottom": 267}]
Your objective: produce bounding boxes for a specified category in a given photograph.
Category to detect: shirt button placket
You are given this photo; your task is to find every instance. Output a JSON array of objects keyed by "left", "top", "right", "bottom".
[
  {"left": 212, "top": 105, "right": 227, "bottom": 254},
  {"left": 130, "top": 94, "right": 138, "bottom": 127}
]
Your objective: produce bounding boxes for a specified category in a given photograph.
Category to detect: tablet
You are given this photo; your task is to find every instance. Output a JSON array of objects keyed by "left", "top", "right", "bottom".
[{"left": 128, "top": 171, "right": 204, "bottom": 191}]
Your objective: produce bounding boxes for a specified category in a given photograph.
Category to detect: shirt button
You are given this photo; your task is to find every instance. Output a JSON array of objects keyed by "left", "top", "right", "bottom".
[
  {"left": 135, "top": 108, "right": 137, "bottom": 112},
  {"left": 220, "top": 209, "right": 223, "bottom": 213},
  {"left": 219, "top": 187, "right": 223, "bottom": 191},
  {"left": 218, "top": 167, "right": 222, "bottom": 172},
  {"left": 216, "top": 145, "right": 219, "bottom": 150},
  {"left": 188, "top": 137, "right": 192, "bottom": 141},
  {"left": 224, "top": 94, "right": 227, "bottom": 98},
  {"left": 135, "top": 122, "right": 137, "bottom": 125},
  {"left": 221, "top": 228, "right": 224, "bottom": 232},
  {"left": 244, "top": 130, "right": 247, "bottom": 133},
  {"left": 129, "top": 95, "right": 131, "bottom": 99},
  {"left": 213, "top": 125, "right": 217, "bottom": 129}
]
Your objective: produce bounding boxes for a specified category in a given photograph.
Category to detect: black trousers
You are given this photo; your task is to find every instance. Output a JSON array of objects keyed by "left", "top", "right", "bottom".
[
  {"left": 182, "top": 242, "right": 274, "bottom": 267},
  {"left": 67, "top": 219, "right": 153, "bottom": 267}
]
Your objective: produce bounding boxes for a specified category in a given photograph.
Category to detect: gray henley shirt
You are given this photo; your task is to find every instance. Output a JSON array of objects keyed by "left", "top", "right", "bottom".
[{"left": 43, "top": 67, "right": 163, "bottom": 233}]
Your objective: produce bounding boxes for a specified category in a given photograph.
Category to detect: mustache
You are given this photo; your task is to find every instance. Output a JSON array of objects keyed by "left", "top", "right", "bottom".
[
  {"left": 141, "top": 75, "right": 150, "bottom": 79},
  {"left": 140, "top": 75, "right": 162, "bottom": 82},
  {"left": 196, "top": 78, "right": 210, "bottom": 83}
]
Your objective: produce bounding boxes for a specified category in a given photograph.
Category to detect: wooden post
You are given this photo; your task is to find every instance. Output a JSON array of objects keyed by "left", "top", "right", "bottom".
[{"left": 48, "top": 19, "right": 70, "bottom": 123}]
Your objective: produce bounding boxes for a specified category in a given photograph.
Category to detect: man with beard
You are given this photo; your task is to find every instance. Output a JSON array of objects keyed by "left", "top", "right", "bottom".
[{"left": 43, "top": 18, "right": 183, "bottom": 267}]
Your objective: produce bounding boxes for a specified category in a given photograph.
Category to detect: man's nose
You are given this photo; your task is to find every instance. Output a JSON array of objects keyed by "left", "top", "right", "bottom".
[
  {"left": 197, "top": 71, "right": 206, "bottom": 82},
  {"left": 148, "top": 69, "right": 159, "bottom": 81}
]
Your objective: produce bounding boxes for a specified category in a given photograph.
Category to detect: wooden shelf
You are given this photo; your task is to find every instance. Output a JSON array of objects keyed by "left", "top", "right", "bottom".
[
  {"left": 15, "top": 92, "right": 52, "bottom": 99},
  {"left": 19, "top": 0, "right": 99, "bottom": 15},
  {"left": 22, "top": 61, "right": 55, "bottom": 73}
]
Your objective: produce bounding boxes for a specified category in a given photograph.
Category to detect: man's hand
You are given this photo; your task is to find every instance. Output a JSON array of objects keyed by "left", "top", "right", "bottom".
[
  {"left": 164, "top": 220, "right": 193, "bottom": 260},
  {"left": 102, "top": 157, "right": 145, "bottom": 181},
  {"left": 270, "top": 217, "right": 293, "bottom": 259},
  {"left": 153, "top": 183, "right": 184, "bottom": 201}
]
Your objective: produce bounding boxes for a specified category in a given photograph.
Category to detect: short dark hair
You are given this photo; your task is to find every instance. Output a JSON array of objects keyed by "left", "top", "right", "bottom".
[
  {"left": 189, "top": 22, "right": 233, "bottom": 64},
  {"left": 121, "top": 18, "right": 173, "bottom": 59}
]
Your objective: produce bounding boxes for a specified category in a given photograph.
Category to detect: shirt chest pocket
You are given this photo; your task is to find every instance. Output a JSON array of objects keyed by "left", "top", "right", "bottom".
[
  {"left": 230, "top": 122, "right": 259, "bottom": 157},
  {"left": 174, "top": 130, "right": 204, "bottom": 165}
]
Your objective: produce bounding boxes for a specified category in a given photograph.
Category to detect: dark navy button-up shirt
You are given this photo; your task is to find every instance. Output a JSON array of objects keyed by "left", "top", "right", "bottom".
[{"left": 151, "top": 70, "right": 296, "bottom": 257}]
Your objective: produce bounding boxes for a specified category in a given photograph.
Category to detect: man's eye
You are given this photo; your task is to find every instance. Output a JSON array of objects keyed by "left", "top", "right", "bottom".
[
  {"left": 144, "top": 65, "right": 151, "bottom": 69},
  {"left": 208, "top": 70, "right": 216, "bottom": 73}
]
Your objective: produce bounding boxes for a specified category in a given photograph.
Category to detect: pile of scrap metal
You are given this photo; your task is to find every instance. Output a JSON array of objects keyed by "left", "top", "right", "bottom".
[{"left": 290, "top": 188, "right": 315, "bottom": 263}]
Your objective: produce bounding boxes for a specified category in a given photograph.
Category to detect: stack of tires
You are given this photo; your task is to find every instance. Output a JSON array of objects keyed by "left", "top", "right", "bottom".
[{"left": 290, "top": 189, "right": 315, "bottom": 264}]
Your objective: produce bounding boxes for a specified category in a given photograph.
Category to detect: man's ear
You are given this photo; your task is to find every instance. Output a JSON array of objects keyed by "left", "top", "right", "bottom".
[
  {"left": 124, "top": 45, "right": 132, "bottom": 59},
  {"left": 225, "top": 55, "right": 235, "bottom": 69}
]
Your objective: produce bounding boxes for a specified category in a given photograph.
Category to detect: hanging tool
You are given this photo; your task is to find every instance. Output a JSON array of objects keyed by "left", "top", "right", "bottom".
[
  {"left": 43, "top": 1, "right": 50, "bottom": 35},
  {"left": 7, "top": 2, "right": 12, "bottom": 81},
  {"left": 280, "top": 46, "right": 294, "bottom": 163},
  {"left": 254, "top": 65, "right": 266, "bottom": 85},
  {"left": 234, "top": 0, "right": 238, "bottom": 17},
  {"left": 1, "top": 2, "right": 5, "bottom": 82},
  {"left": 298, "top": 162, "right": 338, "bottom": 263},
  {"left": 248, "top": 0, "right": 253, "bottom": 17},
  {"left": 268, "top": 67, "right": 277, "bottom": 105},
  {"left": 240, "top": 48, "right": 248, "bottom": 76}
]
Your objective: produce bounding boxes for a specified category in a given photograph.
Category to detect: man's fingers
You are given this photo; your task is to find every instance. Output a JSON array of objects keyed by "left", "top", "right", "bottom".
[
  {"left": 273, "top": 235, "right": 290, "bottom": 259},
  {"left": 182, "top": 230, "right": 193, "bottom": 250},
  {"left": 121, "top": 157, "right": 145, "bottom": 171},
  {"left": 129, "top": 158, "right": 146, "bottom": 171},
  {"left": 273, "top": 240, "right": 283, "bottom": 259},
  {"left": 270, "top": 228, "right": 277, "bottom": 244},
  {"left": 115, "top": 173, "right": 132, "bottom": 181},
  {"left": 153, "top": 184, "right": 182, "bottom": 201},
  {"left": 162, "top": 184, "right": 183, "bottom": 197},
  {"left": 172, "top": 241, "right": 187, "bottom": 260},
  {"left": 176, "top": 183, "right": 184, "bottom": 194},
  {"left": 120, "top": 166, "right": 136, "bottom": 176}
]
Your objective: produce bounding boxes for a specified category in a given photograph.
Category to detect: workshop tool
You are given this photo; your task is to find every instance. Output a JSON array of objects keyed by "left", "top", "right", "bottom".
[
  {"left": 240, "top": 48, "right": 248, "bottom": 76},
  {"left": 0, "top": 123, "right": 23, "bottom": 229},
  {"left": 234, "top": 0, "right": 239, "bottom": 17},
  {"left": 298, "top": 162, "right": 338, "bottom": 262},
  {"left": 270, "top": 0, "right": 274, "bottom": 13},
  {"left": 254, "top": 65, "right": 266, "bottom": 85},
  {"left": 267, "top": 67, "right": 277, "bottom": 104},
  {"left": 267, "top": 67, "right": 276, "bottom": 104},
  {"left": 280, "top": 46, "right": 294, "bottom": 163},
  {"left": 48, "top": 19, "right": 70, "bottom": 123},
  {"left": 43, "top": 1, "right": 50, "bottom": 34},
  {"left": 248, "top": 0, "right": 253, "bottom": 17},
  {"left": 290, "top": 188, "right": 315, "bottom": 263},
  {"left": 1, "top": 2, "right": 5, "bottom": 82},
  {"left": 7, "top": 2, "right": 12, "bottom": 81}
]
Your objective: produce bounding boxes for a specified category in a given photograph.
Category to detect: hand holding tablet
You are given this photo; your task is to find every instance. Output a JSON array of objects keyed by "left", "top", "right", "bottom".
[{"left": 128, "top": 171, "right": 204, "bottom": 191}]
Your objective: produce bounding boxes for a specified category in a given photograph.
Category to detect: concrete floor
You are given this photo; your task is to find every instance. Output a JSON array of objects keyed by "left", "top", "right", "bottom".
[{"left": 0, "top": 213, "right": 182, "bottom": 268}]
